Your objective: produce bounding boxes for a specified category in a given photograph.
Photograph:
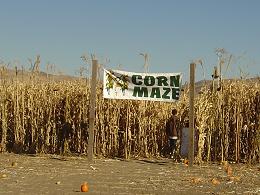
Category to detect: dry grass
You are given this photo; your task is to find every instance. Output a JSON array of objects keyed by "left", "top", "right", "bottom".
[{"left": 0, "top": 68, "right": 259, "bottom": 163}]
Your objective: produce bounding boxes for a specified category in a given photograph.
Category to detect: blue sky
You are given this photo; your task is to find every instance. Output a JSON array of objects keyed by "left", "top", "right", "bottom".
[{"left": 0, "top": 0, "right": 259, "bottom": 81}]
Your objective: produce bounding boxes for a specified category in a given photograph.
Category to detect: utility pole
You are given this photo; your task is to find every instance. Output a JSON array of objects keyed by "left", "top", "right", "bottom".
[
  {"left": 189, "top": 63, "right": 196, "bottom": 167},
  {"left": 88, "top": 59, "right": 98, "bottom": 161}
]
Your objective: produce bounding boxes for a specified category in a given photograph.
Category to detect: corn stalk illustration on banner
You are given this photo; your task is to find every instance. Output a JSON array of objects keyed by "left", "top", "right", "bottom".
[{"left": 103, "top": 69, "right": 182, "bottom": 102}]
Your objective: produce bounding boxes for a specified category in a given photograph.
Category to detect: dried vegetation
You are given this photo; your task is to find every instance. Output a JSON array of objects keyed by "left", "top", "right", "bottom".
[{"left": 0, "top": 65, "right": 259, "bottom": 164}]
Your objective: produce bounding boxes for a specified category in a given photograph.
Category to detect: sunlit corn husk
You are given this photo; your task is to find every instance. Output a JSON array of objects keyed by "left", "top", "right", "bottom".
[
  {"left": 211, "top": 178, "right": 221, "bottom": 185},
  {"left": 226, "top": 165, "right": 233, "bottom": 177},
  {"left": 191, "top": 177, "right": 203, "bottom": 184}
]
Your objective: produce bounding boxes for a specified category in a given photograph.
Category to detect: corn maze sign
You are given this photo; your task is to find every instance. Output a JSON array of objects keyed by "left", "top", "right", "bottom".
[{"left": 103, "top": 69, "right": 182, "bottom": 102}]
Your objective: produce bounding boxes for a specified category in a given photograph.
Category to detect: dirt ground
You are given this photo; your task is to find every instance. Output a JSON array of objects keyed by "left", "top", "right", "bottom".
[{"left": 0, "top": 153, "right": 259, "bottom": 195}]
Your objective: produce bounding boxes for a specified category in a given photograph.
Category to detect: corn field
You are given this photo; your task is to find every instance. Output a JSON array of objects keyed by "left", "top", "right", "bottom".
[{"left": 0, "top": 70, "right": 259, "bottom": 164}]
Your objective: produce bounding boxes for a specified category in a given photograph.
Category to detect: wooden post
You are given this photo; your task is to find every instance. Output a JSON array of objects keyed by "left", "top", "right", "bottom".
[
  {"left": 189, "top": 63, "right": 196, "bottom": 167},
  {"left": 88, "top": 59, "right": 98, "bottom": 161}
]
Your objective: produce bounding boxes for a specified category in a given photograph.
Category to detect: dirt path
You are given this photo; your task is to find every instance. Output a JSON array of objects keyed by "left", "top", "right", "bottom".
[{"left": 0, "top": 153, "right": 259, "bottom": 194}]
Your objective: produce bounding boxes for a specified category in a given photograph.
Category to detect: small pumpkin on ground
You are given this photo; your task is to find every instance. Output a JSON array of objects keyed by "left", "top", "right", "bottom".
[{"left": 81, "top": 182, "right": 89, "bottom": 192}]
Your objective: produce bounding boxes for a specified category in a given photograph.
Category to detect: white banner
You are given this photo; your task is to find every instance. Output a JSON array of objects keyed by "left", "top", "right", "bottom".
[{"left": 103, "top": 69, "right": 182, "bottom": 102}]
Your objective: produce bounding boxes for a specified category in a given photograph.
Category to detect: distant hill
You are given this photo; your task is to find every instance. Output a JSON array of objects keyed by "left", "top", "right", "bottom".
[
  {"left": 1, "top": 68, "right": 259, "bottom": 91},
  {"left": 182, "top": 77, "right": 260, "bottom": 94},
  {"left": 0, "top": 68, "right": 78, "bottom": 82}
]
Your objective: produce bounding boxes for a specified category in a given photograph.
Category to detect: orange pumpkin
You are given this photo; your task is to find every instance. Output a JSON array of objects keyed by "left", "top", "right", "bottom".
[{"left": 81, "top": 182, "right": 89, "bottom": 192}]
